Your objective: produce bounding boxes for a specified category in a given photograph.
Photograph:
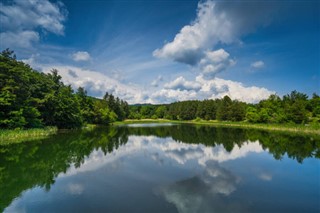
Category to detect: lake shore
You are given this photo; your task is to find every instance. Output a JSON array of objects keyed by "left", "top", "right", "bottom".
[
  {"left": 114, "top": 119, "right": 320, "bottom": 135},
  {"left": 0, "top": 127, "right": 58, "bottom": 145},
  {"left": 1, "top": 119, "right": 319, "bottom": 145}
]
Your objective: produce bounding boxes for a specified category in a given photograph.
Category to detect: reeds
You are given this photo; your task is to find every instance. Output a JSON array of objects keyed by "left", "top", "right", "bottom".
[{"left": 0, "top": 127, "right": 58, "bottom": 145}]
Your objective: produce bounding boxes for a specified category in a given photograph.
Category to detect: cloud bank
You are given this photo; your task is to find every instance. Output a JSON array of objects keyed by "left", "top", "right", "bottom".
[
  {"left": 40, "top": 65, "right": 273, "bottom": 104},
  {"left": 152, "top": 75, "right": 273, "bottom": 103},
  {"left": 24, "top": 53, "right": 273, "bottom": 104},
  {"left": 41, "top": 65, "right": 149, "bottom": 104}
]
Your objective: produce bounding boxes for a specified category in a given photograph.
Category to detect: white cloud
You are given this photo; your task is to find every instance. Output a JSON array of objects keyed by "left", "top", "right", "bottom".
[
  {"left": 0, "top": 0, "right": 66, "bottom": 49},
  {"left": 152, "top": 89, "right": 199, "bottom": 103},
  {"left": 153, "top": 1, "right": 235, "bottom": 65},
  {"left": 0, "top": 31, "right": 39, "bottom": 48},
  {"left": 72, "top": 51, "right": 91, "bottom": 61},
  {"left": 200, "top": 49, "right": 236, "bottom": 78},
  {"left": 151, "top": 75, "right": 273, "bottom": 103},
  {"left": 24, "top": 56, "right": 272, "bottom": 104},
  {"left": 41, "top": 65, "right": 149, "bottom": 104},
  {"left": 196, "top": 75, "right": 273, "bottom": 103},
  {"left": 251, "top": 60, "right": 265, "bottom": 69},
  {"left": 164, "top": 76, "right": 201, "bottom": 91},
  {"left": 153, "top": 0, "right": 276, "bottom": 77}
]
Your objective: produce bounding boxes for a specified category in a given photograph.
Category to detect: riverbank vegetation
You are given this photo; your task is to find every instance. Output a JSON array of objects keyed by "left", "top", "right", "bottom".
[
  {"left": 0, "top": 127, "right": 57, "bottom": 145},
  {"left": 128, "top": 92, "right": 320, "bottom": 126},
  {"left": 1, "top": 49, "right": 319, "bottom": 134},
  {"left": 0, "top": 49, "right": 129, "bottom": 130},
  {"left": 115, "top": 119, "right": 320, "bottom": 135}
]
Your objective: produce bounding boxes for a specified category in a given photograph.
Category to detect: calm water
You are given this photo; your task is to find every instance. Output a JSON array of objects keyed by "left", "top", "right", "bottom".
[{"left": 1, "top": 124, "right": 319, "bottom": 213}]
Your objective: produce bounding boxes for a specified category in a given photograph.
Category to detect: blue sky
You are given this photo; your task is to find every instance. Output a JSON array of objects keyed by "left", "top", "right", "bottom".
[{"left": 1, "top": 0, "right": 319, "bottom": 104}]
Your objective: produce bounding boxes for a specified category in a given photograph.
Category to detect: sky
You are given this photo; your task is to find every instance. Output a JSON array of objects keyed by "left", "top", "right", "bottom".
[{"left": 0, "top": 0, "right": 319, "bottom": 104}]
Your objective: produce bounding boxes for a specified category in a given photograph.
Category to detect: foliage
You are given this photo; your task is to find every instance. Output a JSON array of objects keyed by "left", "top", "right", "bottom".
[
  {"left": 1, "top": 49, "right": 318, "bottom": 128},
  {"left": 128, "top": 90, "right": 318, "bottom": 125},
  {"left": 0, "top": 49, "right": 128, "bottom": 129}
]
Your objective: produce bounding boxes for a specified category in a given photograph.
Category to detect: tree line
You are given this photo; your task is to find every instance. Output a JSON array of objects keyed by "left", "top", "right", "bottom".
[
  {"left": 0, "top": 49, "right": 129, "bottom": 129},
  {"left": 129, "top": 92, "right": 320, "bottom": 125},
  {"left": 1, "top": 49, "right": 319, "bottom": 129}
]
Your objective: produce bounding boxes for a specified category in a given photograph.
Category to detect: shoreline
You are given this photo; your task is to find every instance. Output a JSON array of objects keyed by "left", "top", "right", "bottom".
[
  {"left": 114, "top": 119, "right": 320, "bottom": 135},
  {"left": 1, "top": 119, "right": 319, "bottom": 145},
  {"left": 0, "top": 127, "right": 58, "bottom": 145}
]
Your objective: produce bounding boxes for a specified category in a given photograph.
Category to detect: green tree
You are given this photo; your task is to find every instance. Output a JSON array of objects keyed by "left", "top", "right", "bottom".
[
  {"left": 155, "top": 105, "right": 167, "bottom": 118},
  {"left": 283, "top": 91, "right": 309, "bottom": 124},
  {"left": 217, "top": 96, "right": 232, "bottom": 121},
  {"left": 76, "top": 87, "right": 94, "bottom": 123}
]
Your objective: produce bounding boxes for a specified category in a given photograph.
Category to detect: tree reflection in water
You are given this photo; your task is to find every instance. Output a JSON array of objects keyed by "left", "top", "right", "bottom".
[{"left": 0, "top": 124, "right": 319, "bottom": 212}]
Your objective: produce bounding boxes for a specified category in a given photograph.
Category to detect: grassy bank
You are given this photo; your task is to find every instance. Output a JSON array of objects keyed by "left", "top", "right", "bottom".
[
  {"left": 115, "top": 119, "right": 320, "bottom": 135},
  {"left": 114, "top": 119, "right": 173, "bottom": 125},
  {"left": 0, "top": 127, "right": 58, "bottom": 145}
]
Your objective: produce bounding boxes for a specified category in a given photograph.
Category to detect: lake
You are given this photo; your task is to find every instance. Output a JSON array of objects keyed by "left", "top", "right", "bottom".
[{"left": 1, "top": 124, "right": 319, "bottom": 213}]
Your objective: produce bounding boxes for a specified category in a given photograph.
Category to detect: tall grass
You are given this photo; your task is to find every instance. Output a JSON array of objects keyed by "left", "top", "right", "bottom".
[
  {"left": 178, "top": 120, "right": 320, "bottom": 135},
  {"left": 0, "top": 127, "right": 58, "bottom": 145}
]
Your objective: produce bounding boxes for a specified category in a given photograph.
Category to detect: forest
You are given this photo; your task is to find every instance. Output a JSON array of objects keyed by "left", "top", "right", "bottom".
[
  {"left": 0, "top": 49, "right": 129, "bottom": 129},
  {"left": 1, "top": 49, "right": 319, "bottom": 130},
  {"left": 129, "top": 92, "right": 320, "bottom": 124}
]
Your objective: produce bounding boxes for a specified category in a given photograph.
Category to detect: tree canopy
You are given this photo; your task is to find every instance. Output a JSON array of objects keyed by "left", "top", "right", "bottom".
[
  {"left": 128, "top": 93, "right": 319, "bottom": 125},
  {"left": 0, "top": 49, "right": 129, "bottom": 129},
  {"left": 1, "top": 49, "right": 318, "bottom": 129}
]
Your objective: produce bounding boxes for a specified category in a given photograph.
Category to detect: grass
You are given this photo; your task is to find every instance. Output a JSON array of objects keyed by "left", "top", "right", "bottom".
[
  {"left": 0, "top": 127, "right": 58, "bottom": 145},
  {"left": 1, "top": 119, "right": 318, "bottom": 145},
  {"left": 0, "top": 124, "right": 108, "bottom": 145},
  {"left": 114, "top": 119, "right": 172, "bottom": 125},
  {"left": 114, "top": 119, "right": 320, "bottom": 135}
]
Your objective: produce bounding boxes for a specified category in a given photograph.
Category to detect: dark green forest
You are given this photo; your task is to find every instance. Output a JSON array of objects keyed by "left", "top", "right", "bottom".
[
  {"left": 129, "top": 90, "right": 320, "bottom": 125},
  {"left": 1, "top": 49, "right": 319, "bottom": 130},
  {"left": 0, "top": 49, "right": 129, "bottom": 129}
]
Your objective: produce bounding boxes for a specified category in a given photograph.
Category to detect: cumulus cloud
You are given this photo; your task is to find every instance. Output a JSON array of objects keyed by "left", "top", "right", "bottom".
[
  {"left": 164, "top": 76, "right": 201, "bottom": 91},
  {"left": 152, "top": 88, "right": 199, "bottom": 103},
  {"left": 0, "top": 0, "right": 66, "bottom": 49},
  {"left": 72, "top": 51, "right": 91, "bottom": 61},
  {"left": 251, "top": 60, "right": 265, "bottom": 69},
  {"left": 153, "top": 1, "right": 235, "bottom": 65},
  {"left": 196, "top": 75, "right": 273, "bottom": 102},
  {"left": 152, "top": 75, "right": 274, "bottom": 103},
  {"left": 153, "top": 0, "right": 277, "bottom": 77},
  {"left": 200, "top": 49, "right": 236, "bottom": 78},
  {"left": 41, "top": 65, "right": 149, "bottom": 104},
  {"left": 24, "top": 55, "right": 272, "bottom": 104}
]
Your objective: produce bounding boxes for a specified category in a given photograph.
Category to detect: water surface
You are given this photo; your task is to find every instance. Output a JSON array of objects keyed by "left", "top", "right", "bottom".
[{"left": 1, "top": 124, "right": 319, "bottom": 212}]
